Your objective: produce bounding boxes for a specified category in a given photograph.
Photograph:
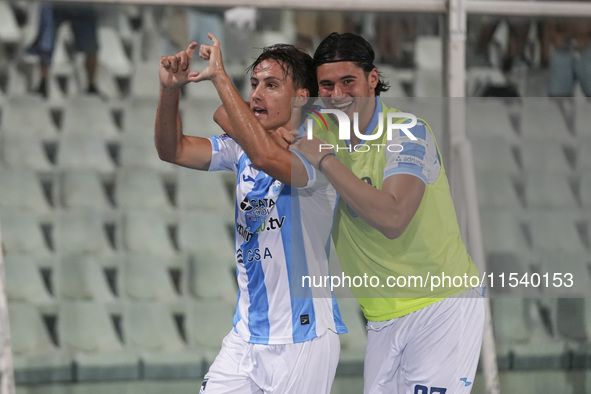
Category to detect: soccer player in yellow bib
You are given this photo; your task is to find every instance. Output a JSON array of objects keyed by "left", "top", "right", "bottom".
[{"left": 292, "top": 33, "right": 485, "bottom": 394}]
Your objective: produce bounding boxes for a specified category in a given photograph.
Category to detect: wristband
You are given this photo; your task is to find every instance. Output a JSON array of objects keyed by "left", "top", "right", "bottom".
[{"left": 318, "top": 152, "right": 336, "bottom": 172}]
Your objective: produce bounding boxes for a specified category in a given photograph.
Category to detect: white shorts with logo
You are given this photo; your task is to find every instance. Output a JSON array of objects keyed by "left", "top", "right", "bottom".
[
  {"left": 199, "top": 329, "right": 340, "bottom": 394},
  {"left": 364, "top": 287, "right": 486, "bottom": 394}
]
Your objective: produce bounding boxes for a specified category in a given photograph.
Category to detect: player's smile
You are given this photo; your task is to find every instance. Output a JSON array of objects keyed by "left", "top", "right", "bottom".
[
  {"left": 331, "top": 98, "right": 355, "bottom": 112},
  {"left": 317, "top": 61, "right": 378, "bottom": 135}
]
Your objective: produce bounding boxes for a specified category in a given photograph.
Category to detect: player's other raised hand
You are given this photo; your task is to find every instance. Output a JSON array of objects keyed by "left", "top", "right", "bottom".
[
  {"left": 159, "top": 42, "right": 200, "bottom": 89},
  {"left": 192, "top": 33, "right": 226, "bottom": 83}
]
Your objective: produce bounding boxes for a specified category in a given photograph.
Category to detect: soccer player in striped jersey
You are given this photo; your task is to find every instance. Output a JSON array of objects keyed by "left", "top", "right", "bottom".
[
  {"left": 155, "top": 35, "right": 346, "bottom": 394},
  {"left": 292, "top": 33, "right": 485, "bottom": 393}
]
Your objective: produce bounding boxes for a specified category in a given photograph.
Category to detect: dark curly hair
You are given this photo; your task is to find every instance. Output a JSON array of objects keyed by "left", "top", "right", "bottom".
[{"left": 313, "top": 32, "right": 390, "bottom": 96}]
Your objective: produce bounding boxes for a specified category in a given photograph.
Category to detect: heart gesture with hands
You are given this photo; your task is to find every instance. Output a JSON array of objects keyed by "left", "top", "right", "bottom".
[{"left": 159, "top": 33, "right": 226, "bottom": 89}]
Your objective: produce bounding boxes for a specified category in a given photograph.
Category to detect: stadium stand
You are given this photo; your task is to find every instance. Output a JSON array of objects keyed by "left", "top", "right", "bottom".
[
  {"left": 58, "top": 301, "right": 139, "bottom": 381},
  {"left": 124, "top": 301, "right": 203, "bottom": 379},
  {"left": 8, "top": 302, "right": 72, "bottom": 384},
  {"left": 59, "top": 169, "right": 113, "bottom": 211},
  {"left": 123, "top": 253, "right": 181, "bottom": 302}
]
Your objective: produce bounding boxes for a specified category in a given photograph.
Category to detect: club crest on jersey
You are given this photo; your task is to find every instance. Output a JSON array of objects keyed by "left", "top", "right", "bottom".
[{"left": 271, "top": 179, "right": 282, "bottom": 195}]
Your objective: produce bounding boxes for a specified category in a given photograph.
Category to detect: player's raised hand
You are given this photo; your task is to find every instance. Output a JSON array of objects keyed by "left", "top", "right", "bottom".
[
  {"left": 192, "top": 33, "right": 226, "bottom": 83},
  {"left": 271, "top": 127, "right": 293, "bottom": 149},
  {"left": 159, "top": 42, "right": 201, "bottom": 89},
  {"left": 290, "top": 129, "right": 331, "bottom": 168}
]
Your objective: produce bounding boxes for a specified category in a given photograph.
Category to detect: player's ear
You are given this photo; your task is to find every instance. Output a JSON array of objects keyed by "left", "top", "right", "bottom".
[
  {"left": 368, "top": 67, "right": 379, "bottom": 90},
  {"left": 293, "top": 87, "right": 310, "bottom": 107}
]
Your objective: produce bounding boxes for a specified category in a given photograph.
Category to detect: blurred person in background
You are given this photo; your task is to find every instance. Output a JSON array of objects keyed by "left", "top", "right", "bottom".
[
  {"left": 473, "top": 16, "right": 531, "bottom": 72},
  {"left": 376, "top": 13, "right": 416, "bottom": 67},
  {"left": 26, "top": 2, "right": 99, "bottom": 97},
  {"left": 542, "top": 12, "right": 591, "bottom": 97},
  {"left": 294, "top": 11, "right": 355, "bottom": 54}
]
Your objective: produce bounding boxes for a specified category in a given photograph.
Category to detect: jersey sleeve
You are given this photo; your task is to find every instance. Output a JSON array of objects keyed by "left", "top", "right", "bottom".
[
  {"left": 208, "top": 134, "right": 242, "bottom": 173},
  {"left": 383, "top": 120, "right": 440, "bottom": 185},
  {"left": 289, "top": 149, "right": 329, "bottom": 189}
]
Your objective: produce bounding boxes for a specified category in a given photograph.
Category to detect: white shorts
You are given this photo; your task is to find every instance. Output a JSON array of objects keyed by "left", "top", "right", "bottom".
[
  {"left": 200, "top": 329, "right": 340, "bottom": 394},
  {"left": 364, "top": 288, "right": 485, "bottom": 394}
]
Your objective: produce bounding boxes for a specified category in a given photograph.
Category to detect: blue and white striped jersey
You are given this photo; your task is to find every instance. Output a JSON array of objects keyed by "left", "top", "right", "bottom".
[{"left": 208, "top": 134, "right": 347, "bottom": 345}]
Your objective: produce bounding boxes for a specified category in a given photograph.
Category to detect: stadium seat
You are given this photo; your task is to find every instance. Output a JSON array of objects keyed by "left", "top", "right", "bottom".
[
  {"left": 130, "top": 62, "right": 160, "bottom": 98},
  {"left": 535, "top": 251, "right": 590, "bottom": 299},
  {"left": 465, "top": 67, "right": 506, "bottom": 96},
  {"left": 466, "top": 99, "right": 517, "bottom": 142},
  {"left": 491, "top": 298, "right": 531, "bottom": 345},
  {"left": 1, "top": 134, "right": 54, "bottom": 172},
  {"left": 186, "top": 299, "right": 234, "bottom": 363},
  {"left": 520, "top": 143, "right": 573, "bottom": 174},
  {"left": 479, "top": 210, "right": 529, "bottom": 258},
  {"left": 576, "top": 139, "right": 591, "bottom": 173},
  {"left": 176, "top": 168, "right": 232, "bottom": 211},
  {"left": 471, "top": 138, "right": 520, "bottom": 176},
  {"left": 500, "top": 370, "right": 581, "bottom": 393},
  {"left": 486, "top": 252, "right": 532, "bottom": 297},
  {"left": 180, "top": 98, "right": 224, "bottom": 139},
  {"left": 97, "top": 26, "right": 133, "bottom": 79},
  {"left": 177, "top": 209, "right": 233, "bottom": 257},
  {"left": 492, "top": 298, "right": 569, "bottom": 369},
  {"left": 122, "top": 210, "right": 177, "bottom": 258},
  {"left": 124, "top": 301, "right": 203, "bottom": 379},
  {"left": 520, "top": 99, "right": 572, "bottom": 143},
  {"left": 123, "top": 253, "right": 180, "bottom": 301},
  {"left": 59, "top": 169, "right": 112, "bottom": 210},
  {"left": 189, "top": 251, "right": 236, "bottom": 301},
  {"left": 523, "top": 173, "right": 578, "bottom": 209},
  {"left": 57, "top": 255, "right": 116, "bottom": 301},
  {"left": 575, "top": 99, "right": 591, "bottom": 138},
  {"left": 56, "top": 134, "right": 116, "bottom": 175},
  {"left": 59, "top": 301, "right": 139, "bottom": 381},
  {"left": 475, "top": 173, "right": 522, "bottom": 210},
  {"left": 4, "top": 64, "right": 30, "bottom": 98},
  {"left": 61, "top": 96, "right": 119, "bottom": 141},
  {"left": 414, "top": 36, "right": 442, "bottom": 71},
  {"left": 0, "top": 211, "right": 52, "bottom": 257},
  {"left": 54, "top": 209, "right": 115, "bottom": 256},
  {"left": 119, "top": 131, "right": 177, "bottom": 177},
  {"left": 414, "top": 69, "right": 442, "bottom": 97},
  {"left": 115, "top": 168, "right": 173, "bottom": 212},
  {"left": 526, "top": 210, "right": 587, "bottom": 254},
  {"left": 0, "top": 168, "right": 51, "bottom": 215},
  {"left": 8, "top": 303, "right": 73, "bottom": 383},
  {"left": 554, "top": 298, "right": 587, "bottom": 342},
  {"left": 49, "top": 23, "right": 75, "bottom": 82},
  {"left": 121, "top": 97, "right": 159, "bottom": 134},
  {"left": 4, "top": 254, "right": 53, "bottom": 303},
  {"left": 0, "top": 1, "right": 20, "bottom": 45},
  {"left": 582, "top": 175, "right": 591, "bottom": 208}
]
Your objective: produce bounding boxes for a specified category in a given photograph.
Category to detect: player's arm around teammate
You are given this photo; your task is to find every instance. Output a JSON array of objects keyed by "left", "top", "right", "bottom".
[
  {"left": 155, "top": 34, "right": 310, "bottom": 187},
  {"left": 291, "top": 131, "right": 425, "bottom": 239}
]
